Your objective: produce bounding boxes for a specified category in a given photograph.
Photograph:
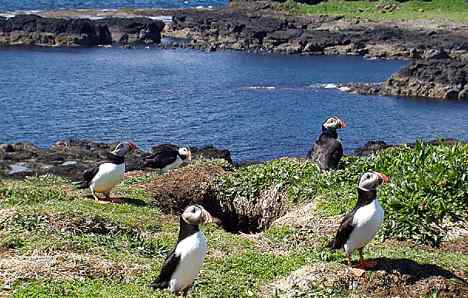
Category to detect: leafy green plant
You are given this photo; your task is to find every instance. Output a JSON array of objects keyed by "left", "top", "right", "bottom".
[{"left": 214, "top": 142, "right": 467, "bottom": 245}]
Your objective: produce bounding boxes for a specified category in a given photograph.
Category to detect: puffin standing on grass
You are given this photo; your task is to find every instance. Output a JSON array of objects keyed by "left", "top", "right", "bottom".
[
  {"left": 143, "top": 144, "right": 192, "bottom": 173},
  {"left": 307, "top": 116, "right": 347, "bottom": 171},
  {"left": 150, "top": 205, "right": 217, "bottom": 295},
  {"left": 330, "top": 171, "right": 389, "bottom": 275},
  {"left": 73, "top": 142, "right": 137, "bottom": 203}
]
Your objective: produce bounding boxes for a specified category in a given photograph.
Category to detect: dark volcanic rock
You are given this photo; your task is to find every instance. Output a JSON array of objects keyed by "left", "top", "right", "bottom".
[
  {"left": 166, "top": 7, "right": 468, "bottom": 60},
  {"left": 191, "top": 145, "right": 233, "bottom": 164},
  {"left": 380, "top": 59, "right": 468, "bottom": 99},
  {"left": 0, "top": 140, "right": 232, "bottom": 180},
  {"left": 353, "top": 139, "right": 463, "bottom": 156},
  {"left": 0, "top": 140, "right": 147, "bottom": 180},
  {"left": 0, "top": 14, "right": 112, "bottom": 47},
  {"left": 0, "top": 15, "right": 164, "bottom": 47},
  {"left": 96, "top": 17, "right": 165, "bottom": 45}
]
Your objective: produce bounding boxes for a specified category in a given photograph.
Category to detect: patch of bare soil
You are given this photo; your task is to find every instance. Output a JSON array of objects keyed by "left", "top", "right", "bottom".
[
  {"left": 0, "top": 252, "right": 146, "bottom": 287},
  {"left": 138, "top": 164, "right": 225, "bottom": 214},
  {"left": 264, "top": 259, "right": 468, "bottom": 298},
  {"left": 138, "top": 164, "right": 290, "bottom": 233},
  {"left": 273, "top": 201, "right": 339, "bottom": 236}
]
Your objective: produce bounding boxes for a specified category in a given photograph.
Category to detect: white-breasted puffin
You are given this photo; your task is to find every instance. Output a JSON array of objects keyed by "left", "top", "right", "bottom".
[
  {"left": 330, "top": 171, "right": 389, "bottom": 275},
  {"left": 306, "top": 116, "right": 347, "bottom": 171},
  {"left": 149, "top": 205, "right": 217, "bottom": 295},
  {"left": 73, "top": 142, "right": 137, "bottom": 203},
  {"left": 143, "top": 144, "right": 192, "bottom": 173}
]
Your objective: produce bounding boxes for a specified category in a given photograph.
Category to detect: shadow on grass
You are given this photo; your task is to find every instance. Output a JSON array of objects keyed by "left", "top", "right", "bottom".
[
  {"left": 367, "top": 257, "right": 467, "bottom": 285},
  {"left": 84, "top": 195, "right": 147, "bottom": 206}
]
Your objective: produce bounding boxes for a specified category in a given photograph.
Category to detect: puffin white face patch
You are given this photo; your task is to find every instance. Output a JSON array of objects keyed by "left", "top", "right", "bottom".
[
  {"left": 178, "top": 147, "right": 192, "bottom": 161},
  {"left": 323, "top": 116, "right": 346, "bottom": 130},
  {"left": 359, "top": 172, "right": 381, "bottom": 191},
  {"left": 182, "top": 205, "right": 204, "bottom": 225}
]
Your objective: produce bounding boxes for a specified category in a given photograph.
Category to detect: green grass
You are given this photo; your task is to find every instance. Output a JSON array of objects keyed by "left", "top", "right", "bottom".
[
  {"left": 281, "top": 0, "right": 468, "bottom": 23},
  {"left": 1, "top": 143, "right": 467, "bottom": 297}
]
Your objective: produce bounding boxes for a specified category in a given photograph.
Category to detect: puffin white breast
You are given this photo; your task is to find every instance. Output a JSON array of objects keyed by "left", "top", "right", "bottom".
[
  {"left": 344, "top": 199, "right": 384, "bottom": 255},
  {"left": 169, "top": 231, "right": 207, "bottom": 293},
  {"left": 91, "top": 163, "right": 125, "bottom": 193}
]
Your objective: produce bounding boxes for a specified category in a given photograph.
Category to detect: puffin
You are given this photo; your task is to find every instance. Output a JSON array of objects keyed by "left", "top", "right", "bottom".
[
  {"left": 73, "top": 142, "right": 137, "bottom": 203},
  {"left": 143, "top": 144, "right": 192, "bottom": 172},
  {"left": 149, "top": 204, "right": 217, "bottom": 295},
  {"left": 306, "top": 116, "right": 347, "bottom": 171},
  {"left": 330, "top": 171, "right": 389, "bottom": 275}
]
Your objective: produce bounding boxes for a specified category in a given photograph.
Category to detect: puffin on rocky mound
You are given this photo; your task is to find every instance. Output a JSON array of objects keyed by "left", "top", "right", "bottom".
[
  {"left": 73, "top": 141, "right": 136, "bottom": 203},
  {"left": 307, "top": 116, "right": 346, "bottom": 171},
  {"left": 149, "top": 204, "right": 218, "bottom": 295},
  {"left": 330, "top": 171, "right": 389, "bottom": 276},
  {"left": 143, "top": 144, "right": 192, "bottom": 172}
]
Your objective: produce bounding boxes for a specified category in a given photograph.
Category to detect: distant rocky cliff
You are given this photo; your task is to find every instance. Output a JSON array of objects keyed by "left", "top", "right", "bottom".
[{"left": 0, "top": 14, "right": 165, "bottom": 47}]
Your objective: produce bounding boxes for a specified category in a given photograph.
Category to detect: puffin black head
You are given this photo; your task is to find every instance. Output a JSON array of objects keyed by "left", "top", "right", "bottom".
[
  {"left": 181, "top": 205, "right": 217, "bottom": 226},
  {"left": 178, "top": 147, "right": 192, "bottom": 162},
  {"left": 111, "top": 142, "right": 137, "bottom": 157},
  {"left": 322, "top": 116, "right": 347, "bottom": 132},
  {"left": 358, "top": 171, "right": 389, "bottom": 191}
]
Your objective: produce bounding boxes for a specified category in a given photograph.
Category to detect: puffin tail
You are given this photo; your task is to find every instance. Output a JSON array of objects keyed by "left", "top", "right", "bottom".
[
  {"left": 72, "top": 181, "right": 88, "bottom": 189},
  {"left": 328, "top": 239, "right": 339, "bottom": 250},
  {"left": 149, "top": 279, "right": 168, "bottom": 290}
]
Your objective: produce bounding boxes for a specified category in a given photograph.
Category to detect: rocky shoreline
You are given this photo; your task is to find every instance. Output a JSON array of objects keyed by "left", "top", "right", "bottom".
[
  {"left": 1, "top": 2, "right": 468, "bottom": 100},
  {"left": 0, "top": 14, "right": 165, "bottom": 47},
  {"left": 0, "top": 138, "right": 463, "bottom": 181},
  {"left": 0, "top": 140, "right": 231, "bottom": 180}
]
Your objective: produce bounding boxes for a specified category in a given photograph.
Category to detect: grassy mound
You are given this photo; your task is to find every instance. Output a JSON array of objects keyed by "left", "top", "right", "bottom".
[
  {"left": 215, "top": 141, "right": 468, "bottom": 245},
  {"left": 0, "top": 142, "right": 466, "bottom": 297}
]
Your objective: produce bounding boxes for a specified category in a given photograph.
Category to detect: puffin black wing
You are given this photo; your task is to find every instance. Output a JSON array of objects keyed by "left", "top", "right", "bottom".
[
  {"left": 330, "top": 211, "right": 356, "bottom": 250},
  {"left": 328, "top": 141, "right": 343, "bottom": 169},
  {"left": 149, "top": 249, "right": 181, "bottom": 289},
  {"left": 313, "top": 137, "right": 343, "bottom": 170},
  {"left": 73, "top": 166, "right": 100, "bottom": 189},
  {"left": 144, "top": 144, "right": 179, "bottom": 169},
  {"left": 72, "top": 152, "right": 124, "bottom": 189}
]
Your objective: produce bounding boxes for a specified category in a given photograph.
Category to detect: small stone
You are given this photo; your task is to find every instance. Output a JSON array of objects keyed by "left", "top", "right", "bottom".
[
  {"left": 444, "top": 89, "right": 459, "bottom": 100},
  {"left": 458, "top": 88, "right": 468, "bottom": 100}
]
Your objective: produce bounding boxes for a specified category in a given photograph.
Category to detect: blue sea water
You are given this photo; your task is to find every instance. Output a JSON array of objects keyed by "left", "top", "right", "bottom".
[
  {"left": 0, "top": 0, "right": 227, "bottom": 11},
  {"left": 1, "top": 48, "right": 467, "bottom": 161}
]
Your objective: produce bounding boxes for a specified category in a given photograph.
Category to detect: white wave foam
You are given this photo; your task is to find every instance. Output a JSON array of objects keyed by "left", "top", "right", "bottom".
[
  {"left": 322, "top": 83, "right": 337, "bottom": 89},
  {"left": 246, "top": 86, "right": 276, "bottom": 90}
]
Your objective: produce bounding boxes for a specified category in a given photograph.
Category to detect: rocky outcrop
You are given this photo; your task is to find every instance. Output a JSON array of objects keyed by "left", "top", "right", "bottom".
[
  {"left": 0, "top": 15, "right": 164, "bottom": 47},
  {"left": 0, "top": 14, "right": 111, "bottom": 47},
  {"left": 164, "top": 7, "right": 468, "bottom": 59},
  {"left": 341, "top": 58, "right": 468, "bottom": 100},
  {"left": 0, "top": 140, "right": 231, "bottom": 180},
  {"left": 380, "top": 59, "right": 468, "bottom": 100},
  {"left": 96, "top": 17, "right": 164, "bottom": 45},
  {"left": 353, "top": 138, "right": 463, "bottom": 157}
]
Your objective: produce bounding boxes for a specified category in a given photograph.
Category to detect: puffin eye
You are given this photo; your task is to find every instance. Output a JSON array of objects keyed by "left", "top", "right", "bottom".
[
  {"left": 366, "top": 174, "right": 371, "bottom": 179},
  {"left": 192, "top": 208, "right": 197, "bottom": 213}
]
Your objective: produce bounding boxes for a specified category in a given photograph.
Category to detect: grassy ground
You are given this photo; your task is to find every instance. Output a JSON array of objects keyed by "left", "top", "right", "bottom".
[
  {"left": 281, "top": 0, "right": 468, "bottom": 23},
  {"left": 1, "top": 143, "right": 467, "bottom": 297}
]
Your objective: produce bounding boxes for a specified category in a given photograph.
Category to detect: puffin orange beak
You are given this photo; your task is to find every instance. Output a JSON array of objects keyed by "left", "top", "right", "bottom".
[
  {"left": 187, "top": 150, "right": 192, "bottom": 162},
  {"left": 339, "top": 119, "right": 347, "bottom": 129},
  {"left": 202, "top": 209, "right": 221, "bottom": 224},
  {"left": 129, "top": 142, "right": 137, "bottom": 151},
  {"left": 376, "top": 172, "right": 389, "bottom": 183}
]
